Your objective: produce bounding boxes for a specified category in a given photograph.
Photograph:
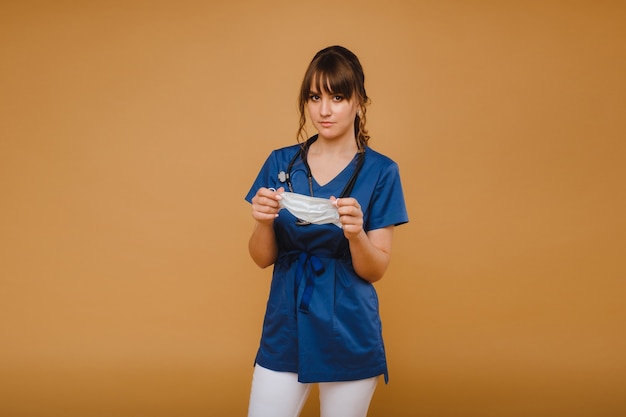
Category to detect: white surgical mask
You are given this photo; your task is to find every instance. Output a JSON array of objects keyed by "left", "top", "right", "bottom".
[{"left": 278, "top": 192, "right": 342, "bottom": 228}]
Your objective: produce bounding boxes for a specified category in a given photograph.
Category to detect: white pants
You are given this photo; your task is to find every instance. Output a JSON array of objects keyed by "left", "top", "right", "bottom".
[{"left": 247, "top": 364, "right": 379, "bottom": 417}]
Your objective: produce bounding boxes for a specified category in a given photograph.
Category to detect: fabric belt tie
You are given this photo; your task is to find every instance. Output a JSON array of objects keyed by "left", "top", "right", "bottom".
[{"left": 294, "top": 252, "right": 325, "bottom": 313}]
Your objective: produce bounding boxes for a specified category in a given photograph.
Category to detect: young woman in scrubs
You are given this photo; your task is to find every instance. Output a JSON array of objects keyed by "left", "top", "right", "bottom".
[{"left": 245, "top": 45, "right": 408, "bottom": 417}]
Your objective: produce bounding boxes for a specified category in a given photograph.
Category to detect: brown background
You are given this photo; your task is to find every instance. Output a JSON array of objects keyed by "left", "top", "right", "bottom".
[{"left": 1, "top": 1, "right": 624, "bottom": 416}]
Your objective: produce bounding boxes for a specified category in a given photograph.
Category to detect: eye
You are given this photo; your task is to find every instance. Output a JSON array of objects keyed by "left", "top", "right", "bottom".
[
  {"left": 333, "top": 95, "right": 344, "bottom": 102},
  {"left": 309, "top": 94, "right": 320, "bottom": 101}
]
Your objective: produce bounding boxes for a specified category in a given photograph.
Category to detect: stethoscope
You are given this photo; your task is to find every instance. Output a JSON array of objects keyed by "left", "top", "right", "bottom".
[{"left": 278, "top": 134, "right": 365, "bottom": 198}]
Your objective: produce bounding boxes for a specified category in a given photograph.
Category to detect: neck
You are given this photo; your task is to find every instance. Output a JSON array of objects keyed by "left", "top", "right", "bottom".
[{"left": 309, "top": 135, "right": 357, "bottom": 157}]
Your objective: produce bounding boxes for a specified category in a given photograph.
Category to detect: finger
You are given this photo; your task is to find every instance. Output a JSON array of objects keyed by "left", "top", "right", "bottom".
[
  {"left": 252, "top": 211, "right": 279, "bottom": 222},
  {"left": 264, "top": 196, "right": 281, "bottom": 208},
  {"left": 253, "top": 190, "right": 281, "bottom": 208},
  {"left": 336, "top": 197, "right": 360, "bottom": 209},
  {"left": 254, "top": 202, "right": 277, "bottom": 213},
  {"left": 339, "top": 213, "right": 363, "bottom": 225},
  {"left": 337, "top": 204, "right": 362, "bottom": 217},
  {"left": 255, "top": 198, "right": 280, "bottom": 211},
  {"left": 260, "top": 187, "right": 284, "bottom": 201},
  {"left": 258, "top": 187, "right": 276, "bottom": 198},
  {"left": 252, "top": 201, "right": 281, "bottom": 216}
]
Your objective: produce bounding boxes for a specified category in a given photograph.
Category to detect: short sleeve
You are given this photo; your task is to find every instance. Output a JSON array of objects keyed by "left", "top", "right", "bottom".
[
  {"left": 365, "top": 162, "right": 409, "bottom": 231},
  {"left": 245, "top": 151, "right": 278, "bottom": 203}
]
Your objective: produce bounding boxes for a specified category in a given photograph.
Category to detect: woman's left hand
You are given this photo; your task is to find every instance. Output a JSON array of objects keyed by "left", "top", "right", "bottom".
[{"left": 331, "top": 196, "right": 364, "bottom": 239}]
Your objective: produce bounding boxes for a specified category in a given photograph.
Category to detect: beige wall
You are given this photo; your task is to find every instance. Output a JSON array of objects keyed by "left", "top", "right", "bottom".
[{"left": 1, "top": 1, "right": 624, "bottom": 416}]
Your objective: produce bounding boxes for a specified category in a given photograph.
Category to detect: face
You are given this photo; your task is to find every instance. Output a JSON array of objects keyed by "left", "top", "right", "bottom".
[{"left": 306, "top": 84, "right": 359, "bottom": 143}]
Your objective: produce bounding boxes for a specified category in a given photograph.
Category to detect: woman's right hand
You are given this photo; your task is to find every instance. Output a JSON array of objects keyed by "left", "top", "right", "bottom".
[{"left": 251, "top": 187, "right": 284, "bottom": 224}]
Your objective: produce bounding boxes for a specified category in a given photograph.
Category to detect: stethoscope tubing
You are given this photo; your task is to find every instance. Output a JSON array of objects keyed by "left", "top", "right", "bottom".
[{"left": 279, "top": 135, "right": 364, "bottom": 199}]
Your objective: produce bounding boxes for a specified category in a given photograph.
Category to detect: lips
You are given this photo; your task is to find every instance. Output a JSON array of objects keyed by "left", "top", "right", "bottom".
[{"left": 319, "top": 121, "right": 334, "bottom": 127}]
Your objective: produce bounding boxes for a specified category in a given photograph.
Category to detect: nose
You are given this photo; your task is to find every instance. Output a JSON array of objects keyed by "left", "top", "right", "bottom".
[{"left": 319, "top": 97, "right": 332, "bottom": 117}]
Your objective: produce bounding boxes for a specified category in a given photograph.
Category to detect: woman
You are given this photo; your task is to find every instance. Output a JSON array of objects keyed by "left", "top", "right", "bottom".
[{"left": 245, "top": 45, "right": 408, "bottom": 417}]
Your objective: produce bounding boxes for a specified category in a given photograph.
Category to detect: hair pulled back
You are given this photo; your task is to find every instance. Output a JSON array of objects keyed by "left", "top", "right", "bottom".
[{"left": 297, "top": 45, "right": 370, "bottom": 151}]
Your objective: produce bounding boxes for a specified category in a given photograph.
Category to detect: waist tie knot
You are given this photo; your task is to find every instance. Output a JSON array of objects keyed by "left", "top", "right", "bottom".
[{"left": 295, "top": 252, "right": 325, "bottom": 314}]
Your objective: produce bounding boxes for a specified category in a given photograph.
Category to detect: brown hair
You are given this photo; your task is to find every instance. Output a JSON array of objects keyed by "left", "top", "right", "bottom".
[{"left": 297, "top": 45, "right": 371, "bottom": 151}]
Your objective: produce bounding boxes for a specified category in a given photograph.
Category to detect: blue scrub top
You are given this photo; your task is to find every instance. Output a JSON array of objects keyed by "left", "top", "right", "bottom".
[{"left": 245, "top": 143, "right": 408, "bottom": 383}]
